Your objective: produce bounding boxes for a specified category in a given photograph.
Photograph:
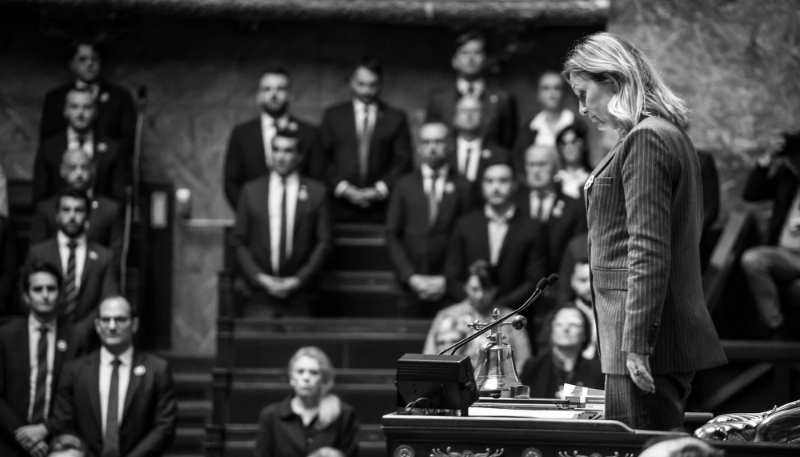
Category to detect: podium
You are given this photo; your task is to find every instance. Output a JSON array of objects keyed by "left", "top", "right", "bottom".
[{"left": 382, "top": 413, "right": 800, "bottom": 457}]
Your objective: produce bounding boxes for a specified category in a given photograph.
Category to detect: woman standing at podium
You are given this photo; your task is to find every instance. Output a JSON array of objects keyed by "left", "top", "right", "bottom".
[
  {"left": 255, "top": 346, "right": 360, "bottom": 457},
  {"left": 562, "top": 33, "right": 727, "bottom": 431}
]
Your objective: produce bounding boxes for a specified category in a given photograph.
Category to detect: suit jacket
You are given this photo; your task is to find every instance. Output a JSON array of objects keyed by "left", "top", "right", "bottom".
[
  {"left": 386, "top": 169, "right": 473, "bottom": 285},
  {"left": 223, "top": 116, "right": 322, "bottom": 209},
  {"left": 445, "top": 209, "right": 548, "bottom": 310},
  {"left": 39, "top": 80, "right": 136, "bottom": 151},
  {"left": 517, "top": 187, "right": 587, "bottom": 273},
  {"left": 426, "top": 83, "right": 518, "bottom": 149},
  {"left": 25, "top": 239, "right": 119, "bottom": 329},
  {"left": 0, "top": 218, "right": 17, "bottom": 315},
  {"left": 585, "top": 116, "right": 726, "bottom": 374},
  {"left": 742, "top": 159, "right": 800, "bottom": 246},
  {"left": 230, "top": 175, "right": 331, "bottom": 289},
  {"left": 0, "top": 317, "right": 87, "bottom": 456},
  {"left": 448, "top": 140, "right": 513, "bottom": 207},
  {"left": 48, "top": 350, "right": 177, "bottom": 457},
  {"left": 320, "top": 100, "right": 412, "bottom": 191},
  {"left": 32, "top": 130, "right": 131, "bottom": 204},
  {"left": 30, "top": 196, "right": 123, "bottom": 263}
]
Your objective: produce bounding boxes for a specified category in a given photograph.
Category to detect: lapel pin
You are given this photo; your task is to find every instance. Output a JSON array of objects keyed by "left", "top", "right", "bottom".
[
  {"left": 490, "top": 94, "right": 498, "bottom": 103},
  {"left": 298, "top": 185, "right": 308, "bottom": 201},
  {"left": 445, "top": 182, "right": 455, "bottom": 194},
  {"left": 89, "top": 251, "right": 98, "bottom": 261},
  {"left": 134, "top": 365, "right": 146, "bottom": 376},
  {"left": 56, "top": 340, "right": 68, "bottom": 352},
  {"left": 481, "top": 149, "right": 492, "bottom": 159},
  {"left": 584, "top": 175, "right": 594, "bottom": 190},
  {"left": 92, "top": 200, "right": 99, "bottom": 209},
  {"left": 100, "top": 92, "right": 109, "bottom": 103},
  {"left": 97, "top": 143, "right": 107, "bottom": 153},
  {"left": 552, "top": 200, "right": 565, "bottom": 218}
]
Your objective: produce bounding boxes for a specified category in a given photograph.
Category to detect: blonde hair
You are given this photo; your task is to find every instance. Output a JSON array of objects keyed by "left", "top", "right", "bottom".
[
  {"left": 288, "top": 346, "right": 342, "bottom": 430},
  {"left": 562, "top": 32, "right": 689, "bottom": 133}
]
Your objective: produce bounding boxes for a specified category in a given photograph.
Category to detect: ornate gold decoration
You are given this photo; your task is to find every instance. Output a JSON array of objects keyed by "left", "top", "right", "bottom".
[
  {"left": 430, "top": 447, "right": 504, "bottom": 457},
  {"left": 393, "top": 444, "right": 415, "bottom": 457}
]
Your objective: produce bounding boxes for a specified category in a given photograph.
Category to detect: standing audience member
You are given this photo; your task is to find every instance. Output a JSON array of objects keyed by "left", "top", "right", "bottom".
[
  {"left": 320, "top": 59, "right": 412, "bottom": 223},
  {"left": 223, "top": 68, "right": 322, "bottom": 209},
  {"left": 0, "top": 262, "right": 87, "bottom": 457},
  {"left": 230, "top": 128, "right": 331, "bottom": 317},
  {"left": 47, "top": 434, "right": 87, "bottom": 457},
  {"left": 515, "top": 71, "right": 577, "bottom": 165},
  {"left": 450, "top": 97, "right": 512, "bottom": 205},
  {"left": 0, "top": 214, "right": 17, "bottom": 314},
  {"left": 39, "top": 41, "right": 136, "bottom": 153},
  {"left": 740, "top": 131, "right": 800, "bottom": 340},
  {"left": 30, "top": 148, "right": 123, "bottom": 262},
  {"left": 519, "top": 144, "right": 587, "bottom": 274},
  {"left": 33, "top": 88, "right": 131, "bottom": 204},
  {"left": 48, "top": 296, "right": 177, "bottom": 457},
  {"left": 386, "top": 122, "right": 473, "bottom": 317},
  {"left": 520, "top": 304, "right": 604, "bottom": 399},
  {"left": 25, "top": 189, "right": 118, "bottom": 335},
  {"left": 255, "top": 347, "right": 360, "bottom": 457},
  {"left": 424, "top": 260, "right": 532, "bottom": 369},
  {"left": 445, "top": 161, "right": 548, "bottom": 312},
  {"left": 426, "top": 31, "right": 517, "bottom": 149},
  {"left": 554, "top": 123, "right": 592, "bottom": 199}
]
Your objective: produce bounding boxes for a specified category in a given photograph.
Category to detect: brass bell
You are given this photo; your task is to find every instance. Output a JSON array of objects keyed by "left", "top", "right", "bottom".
[{"left": 472, "top": 309, "right": 526, "bottom": 395}]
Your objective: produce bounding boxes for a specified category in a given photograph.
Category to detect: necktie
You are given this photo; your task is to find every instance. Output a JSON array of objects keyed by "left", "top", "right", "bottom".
[
  {"left": 428, "top": 171, "right": 440, "bottom": 226},
  {"left": 358, "top": 105, "right": 372, "bottom": 184},
  {"left": 464, "top": 145, "right": 476, "bottom": 181},
  {"left": 278, "top": 178, "right": 288, "bottom": 276},
  {"left": 534, "top": 191, "right": 548, "bottom": 222},
  {"left": 264, "top": 117, "right": 275, "bottom": 167},
  {"left": 63, "top": 240, "right": 78, "bottom": 316},
  {"left": 30, "top": 326, "right": 49, "bottom": 423},
  {"left": 102, "top": 358, "right": 121, "bottom": 457},
  {"left": 466, "top": 82, "right": 475, "bottom": 97}
]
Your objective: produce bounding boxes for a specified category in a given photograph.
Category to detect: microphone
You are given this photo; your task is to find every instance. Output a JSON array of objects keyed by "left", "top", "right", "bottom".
[{"left": 438, "top": 274, "right": 559, "bottom": 356}]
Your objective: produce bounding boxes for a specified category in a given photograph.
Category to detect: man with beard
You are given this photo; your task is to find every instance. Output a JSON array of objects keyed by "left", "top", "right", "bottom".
[
  {"left": 224, "top": 68, "right": 322, "bottom": 209},
  {"left": 25, "top": 189, "right": 118, "bottom": 338}
]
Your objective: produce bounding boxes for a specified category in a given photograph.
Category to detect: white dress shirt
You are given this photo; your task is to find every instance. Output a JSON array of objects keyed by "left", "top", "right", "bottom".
[
  {"left": 67, "top": 128, "right": 94, "bottom": 159},
  {"left": 57, "top": 232, "right": 87, "bottom": 290},
  {"left": 485, "top": 204, "right": 516, "bottom": 266},
  {"left": 27, "top": 315, "right": 56, "bottom": 422},
  {"left": 457, "top": 137, "right": 482, "bottom": 182},
  {"left": 529, "top": 109, "right": 575, "bottom": 147},
  {"left": 99, "top": 346, "right": 133, "bottom": 434},
  {"left": 456, "top": 77, "right": 485, "bottom": 99},
  {"left": 269, "top": 171, "right": 299, "bottom": 274},
  {"left": 529, "top": 190, "right": 556, "bottom": 222}
]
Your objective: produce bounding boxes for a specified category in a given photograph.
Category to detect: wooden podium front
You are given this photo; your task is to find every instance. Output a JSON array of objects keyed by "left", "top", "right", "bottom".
[{"left": 382, "top": 413, "right": 800, "bottom": 457}]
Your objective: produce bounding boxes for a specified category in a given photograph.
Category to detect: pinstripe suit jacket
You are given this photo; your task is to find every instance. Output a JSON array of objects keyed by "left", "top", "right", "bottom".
[{"left": 585, "top": 116, "right": 726, "bottom": 375}]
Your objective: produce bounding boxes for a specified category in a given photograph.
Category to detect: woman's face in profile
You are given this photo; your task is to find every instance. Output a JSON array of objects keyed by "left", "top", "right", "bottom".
[
  {"left": 569, "top": 71, "right": 616, "bottom": 131},
  {"left": 465, "top": 275, "right": 496, "bottom": 314},
  {"left": 551, "top": 308, "right": 586, "bottom": 350},
  {"left": 291, "top": 355, "right": 324, "bottom": 399},
  {"left": 559, "top": 130, "right": 584, "bottom": 167}
]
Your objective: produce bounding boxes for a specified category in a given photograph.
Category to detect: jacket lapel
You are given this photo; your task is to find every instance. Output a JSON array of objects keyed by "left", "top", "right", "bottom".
[
  {"left": 80, "top": 246, "right": 94, "bottom": 294},
  {"left": 88, "top": 354, "right": 102, "bottom": 428},
  {"left": 497, "top": 212, "right": 521, "bottom": 266},
  {"left": 53, "top": 321, "right": 70, "bottom": 382},
  {"left": 262, "top": 177, "right": 274, "bottom": 274},
  {"left": 122, "top": 351, "right": 143, "bottom": 425},
  {"left": 19, "top": 323, "right": 31, "bottom": 411},
  {"left": 435, "top": 172, "right": 458, "bottom": 229}
]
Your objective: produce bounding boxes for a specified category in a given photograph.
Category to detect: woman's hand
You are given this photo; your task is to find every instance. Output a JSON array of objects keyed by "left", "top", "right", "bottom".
[{"left": 626, "top": 352, "right": 655, "bottom": 393}]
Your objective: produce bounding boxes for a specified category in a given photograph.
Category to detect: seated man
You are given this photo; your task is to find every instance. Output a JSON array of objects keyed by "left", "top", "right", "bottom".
[
  {"left": 33, "top": 87, "right": 131, "bottom": 204},
  {"left": 30, "top": 148, "right": 123, "bottom": 262},
  {"left": 0, "top": 262, "right": 87, "bottom": 457},
  {"left": 223, "top": 67, "right": 322, "bottom": 209},
  {"left": 320, "top": 59, "right": 412, "bottom": 223},
  {"left": 426, "top": 31, "right": 517, "bottom": 149},
  {"left": 0, "top": 215, "right": 17, "bottom": 314},
  {"left": 48, "top": 296, "right": 177, "bottom": 457},
  {"left": 47, "top": 434, "right": 87, "bottom": 457},
  {"left": 386, "top": 121, "right": 473, "bottom": 317},
  {"left": 445, "top": 160, "right": 548, "bottom": 312},
  {"left": 740, "top": 131, "right": 800, "bottom": 340},
  {"left": 519, "top": 144, "right": 587, "bottom": 274},
  {"left": 423, "top": 260, "right": 532, "bottom": 369},
  {"left": 26, "top": 189, "right": 118, "bottom": 335},
  {"left": 230, "top": 127, "right": 332, "bottom": 316}
]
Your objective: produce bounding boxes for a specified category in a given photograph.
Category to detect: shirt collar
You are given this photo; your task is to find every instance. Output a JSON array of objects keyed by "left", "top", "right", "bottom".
[
  {"left": 100, "top": 345, "right": 134, "bottom": 367},
  {"left": 457, "top": 136, "right": 481, "bottom": 148},
  {"left": 421, "top": 164, "right": 448, "bottom": 179},
  {"left": 67, "top": 127, "right": 93, "bottom": 141},
  {"left": 261, "top": 113, "right": 288, "bottom": 128},
  {"left": 353, "top": 98, "right": 376, "bottom": 112},
  {"left": 456, "top": 77, "right": 485, "bottom": 95},
  {"left": 484, "top": 204, "right": 516, "bottom": 223},
  {"left": 57, "top": 231, "right": 87, "bottom": 247},
  {"left": 270, "top": 170, "right": 299, "bottom": 185},
  {"left": 28, "top": 314, "right": 56, "bottom": 332}
]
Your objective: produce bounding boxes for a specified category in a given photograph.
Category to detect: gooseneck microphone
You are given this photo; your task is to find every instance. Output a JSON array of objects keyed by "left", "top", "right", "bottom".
[{"left": 438, "top": 274, "right": 559, "bottom": 356}]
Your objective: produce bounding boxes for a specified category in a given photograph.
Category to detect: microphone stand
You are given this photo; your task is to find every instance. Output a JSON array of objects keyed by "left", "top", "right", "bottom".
[{"left": 438, "top": 274, "right": 558, "bottom": 356}]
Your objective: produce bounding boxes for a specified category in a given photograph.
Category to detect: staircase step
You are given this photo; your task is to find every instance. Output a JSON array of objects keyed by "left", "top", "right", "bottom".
[
  {"left": 173, "top": 372, "right": 213, "bottom": 401},
  {"left": 178, "top": 400, "right": 211, "bottom": 427},
  {"left": 168, "top": 427, "right": 205, "bottom": 456}
]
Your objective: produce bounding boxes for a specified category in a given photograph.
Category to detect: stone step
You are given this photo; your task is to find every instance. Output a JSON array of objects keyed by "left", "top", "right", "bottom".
[
  {"left": 177, "top": 399, "right": 212, "bottom": 428},
  {"left": 173, "top": 372, "right": 213, "bottom": 401}
]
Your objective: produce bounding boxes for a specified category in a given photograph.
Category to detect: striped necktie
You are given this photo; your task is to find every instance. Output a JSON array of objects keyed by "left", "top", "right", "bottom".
[
  {"left": 63, "top": 240, "right": 78, "bottom": 316},
  {"left": 30, "top": 326, "right": 49, "bottom": 423}
]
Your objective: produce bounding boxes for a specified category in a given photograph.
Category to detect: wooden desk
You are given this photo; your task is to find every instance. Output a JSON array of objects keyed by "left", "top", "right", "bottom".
[{"left": 382, "top": 414, "right": 799, "bottom": 457}]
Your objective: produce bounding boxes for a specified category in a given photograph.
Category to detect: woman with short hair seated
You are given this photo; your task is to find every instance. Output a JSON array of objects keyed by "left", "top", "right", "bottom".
[
  {"left": 423, "top": 260, "right": 532, "bottom": 369},
  {"left": 254, "top": 347, "right": 360, "bottom": 457},
  {"left": 520, "top": 304, "right": 604, "bottom": 398}
]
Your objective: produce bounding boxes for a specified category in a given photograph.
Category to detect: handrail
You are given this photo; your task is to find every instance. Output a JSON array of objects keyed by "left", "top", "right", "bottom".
[{"left": 174, "top": 188, "right": 234, "bottom": 228}]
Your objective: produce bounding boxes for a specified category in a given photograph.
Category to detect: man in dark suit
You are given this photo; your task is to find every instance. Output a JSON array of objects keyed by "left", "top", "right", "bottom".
[
  {"left": 320, "top": 59, "right": 413, "bottom": 223},
  {"left": 0, "top": 262, "right": 87, "bottom": 457},
  {"left": 48, "top": 296, "right": 177, "bottom": 457},
  {"left": 518, "top": 144, "right": 587, "bottom": 273},
  {"left": 445, "top": 161, "right": 548, "bottom": 311},
  {"left": 230, "top": 127, "right": 332, "bottom": 317},
  {"left": 39, "top": 41, "right": 136, "bottom": 155},
  {"left": 26, "top": 189, "right": 119, "bottom": 336},
  {"left": 30, "top": 148, "right": 123, "bottom": 264},
  {"left": 740, "top": 131, "right": 800, "bottom": 340},
  {"left": 33, "top": 88, "right": 131, "bottom": 204},
  {"left": 0, "top": 216, "right": 17, "bottom": 315},
  {"left": 223, "top": 67, "right": 322, "bottom": 209},
  {"left": 387, "top": 122, "right": 473, "bottom": 317},
  {"left": 426, "top": 31, "right": 517, "bottom": 150}
]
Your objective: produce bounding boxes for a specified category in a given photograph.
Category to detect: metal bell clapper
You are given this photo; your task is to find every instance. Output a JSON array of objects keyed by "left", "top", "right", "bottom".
[{"left": 471, "top": 308, "right": 528, "bottom": 396}]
